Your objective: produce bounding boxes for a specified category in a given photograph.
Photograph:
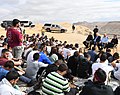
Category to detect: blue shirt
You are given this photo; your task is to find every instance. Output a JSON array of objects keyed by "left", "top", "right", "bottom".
[
  {"left": 38, "top": 52, "right": 52, "bottom": 64},
  {"left": 0, "top": 66, "right": 9, "bottom": 81}
]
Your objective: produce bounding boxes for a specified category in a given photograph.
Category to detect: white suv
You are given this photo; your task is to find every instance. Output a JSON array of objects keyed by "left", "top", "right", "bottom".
[{"left": 43, "top": 23, "right": 67, "bottom": 33}]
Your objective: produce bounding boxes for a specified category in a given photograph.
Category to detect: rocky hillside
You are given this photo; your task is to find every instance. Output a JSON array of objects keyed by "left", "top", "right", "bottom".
[{"left": 74, "top": 21, "right": 120, "bottom": 35}]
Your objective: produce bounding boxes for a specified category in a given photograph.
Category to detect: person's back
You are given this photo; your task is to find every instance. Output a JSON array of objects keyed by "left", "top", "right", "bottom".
[
  {"left": 42, "top": 64, "right": 70, "bottom": 95},
  {"left": 67, "top": 51, "right": 79, "bottom": 76},
  {"left": 0, "top": 61, "right": 14, "bottom": 81},
  {"left": 80, "top": 68, "right": 114, "bottom": 95},
  {"left": 80, "top": 80, "right": 114, "bottom": 95},
  {"left": 87, "top": 47, "right": 97, "bottom": 62},
  {"left": 26, "top": 53, "right": 48, "bottom": 79},
  {"left": 77, "top": 53, "right": 92, "bottom": 78}
]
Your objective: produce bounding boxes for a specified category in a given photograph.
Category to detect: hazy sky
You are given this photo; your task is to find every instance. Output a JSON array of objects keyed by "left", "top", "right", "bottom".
[{"left": 0, "top": 0, "right": 120, "bottom": 23}]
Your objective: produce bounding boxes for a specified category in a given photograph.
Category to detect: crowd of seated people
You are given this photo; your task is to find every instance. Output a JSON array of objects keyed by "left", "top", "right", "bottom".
[
  {"left": 0, "top": 19, "right": 120, "bottom": 95},
  {"left": 83, "top": 32, "right": 118, "bottom": 51}
]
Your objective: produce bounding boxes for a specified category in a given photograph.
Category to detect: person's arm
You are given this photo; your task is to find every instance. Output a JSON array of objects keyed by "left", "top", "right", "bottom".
[
  {"left": 63, "top": 80, "right": 70, "bottom": 92},
  {"left": 14, "top": 66, "right": 25, "bottom": 75},
  {"left": 38, "top": 62, "right": 48, "bottom": 67},
  {"left": 111, "top": 59, "right": 120, "bottom": 67}
]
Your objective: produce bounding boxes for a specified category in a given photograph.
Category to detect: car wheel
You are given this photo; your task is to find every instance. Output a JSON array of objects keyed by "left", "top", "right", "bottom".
[
  {"left": 61, "top": 29, "right": 65, "bottom": 33},
  {"left": 46, "top": 28, "right": 51, "bottom": 32}
]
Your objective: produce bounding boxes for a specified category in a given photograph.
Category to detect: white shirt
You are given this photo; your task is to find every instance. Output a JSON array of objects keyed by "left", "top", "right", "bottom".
[
  {"left": 0, "top": 47, "right": 13, "bottom": 58},
  {"left": 23, "top": 47, "right": 33, "bottom": 58},
  {"left": 114, "top": 63, "right": 120, "bottom": 80},
  {"left": 63, "top": 48, "right": 71, "bottom": 59},
  {"left": 27, "top": 50, "right": 39, "bottom": 64},
  {"left": 92, "top": 62, "right": 114, "bottom": 75},
  {"left": 92, "top": 61, "right": 114, "bottom": 84},
  {"left": 0, "top": 78, "right": 25, "bottom": 95},
  {"left": 26, "top": 60, "right": 48, "bottom": 79},
  {"left": 96, "top": 58, "right": 109, "bottom": 65}
]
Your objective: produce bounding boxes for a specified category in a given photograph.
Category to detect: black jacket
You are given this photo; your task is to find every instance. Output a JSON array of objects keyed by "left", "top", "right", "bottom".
[
  {"left": 80, "top": 80, "right": 114, "bottom": 95},
  {"left": 86, "top": 35, "right": 93, "bottom": 41},
  {"left": 94, "top": 36, "right": 101, "bottom": 43}
]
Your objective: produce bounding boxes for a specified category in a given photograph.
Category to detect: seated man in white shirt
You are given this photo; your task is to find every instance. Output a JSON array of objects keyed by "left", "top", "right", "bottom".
[
  {"left": 25, "top": 53, "right": 48, "bottom": 80},
  {"left": 92, "top": 53, "right": 114, "bottom": 84},
  {"left": 99, "top": 33, "right": 109, "bottom": 49},
  {"left": 0, "top": 71, "right": 26, "bottom": 95}
]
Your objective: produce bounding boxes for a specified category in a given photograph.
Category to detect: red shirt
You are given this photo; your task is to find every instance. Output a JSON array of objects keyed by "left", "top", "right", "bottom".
[
  {"left": 6, "top": 27, "right": 23, "bottom": 48},
  {"left": 0, "top": 57, "right": 8, "bottom": 66}
]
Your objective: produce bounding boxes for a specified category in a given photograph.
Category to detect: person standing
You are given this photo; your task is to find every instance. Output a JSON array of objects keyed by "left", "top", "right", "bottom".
[
  {"left": 6, "top": 19, "right": 23, "bottom": 59},
  {"left": 72, "top": 24, "right": 75, "bottom": 33},
  {"left": 93, "top": 25, "right": 98, "bottom": 39}
]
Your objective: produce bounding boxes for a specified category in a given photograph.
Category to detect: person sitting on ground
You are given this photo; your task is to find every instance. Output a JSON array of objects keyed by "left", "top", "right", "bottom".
[
  {"left": 96, "top": 51, "right": 109, "bottom": 65},
  {"left": 77, "top": 53, "right": 93, "bottom": 79},
  {"left": 38, "top": 43, "right": 52, "bottom": 64},
  {"left": 75, "top": 43, "right": 79, "bottom": 51},
  {"left": 67, "top": 51, "right": 79, "bottom": 76},
  {"left": 0, "top": 49, "right": 22, "bottom": 66},
  {"left": 25, "top": 53, "right": 48, "bottom": 80},
  {"left": 63, "top": 44, "right": 71, "bottom": 61},
  {"left": 0, "top": 35, "right": 5, "bottom": 46},
  {"left": 0, "top": 42, "right": 8, "bottom": 56},
  {"left": 0, "top": 60, "right": 14, "bottom": 81},
  {"left": 49, "top": 46, "right": 58, "bottom": 63},
  {"left": 45, "top": 60, "right": 63, "bottom": 77},
  {"left": 92, "top": 53, "right": 114, "bottom": 84},
  {"left": 0, "top": 71, "right": 26, "bottom": 95},
  {"left": 42, "top": 63, "right": 78, "bottom": 95},
  {"left": 0, "top": 60, "right": 35, "bottom": 87},
  {"left": 106, "top": 48, "right": 112, "bottom": 59},
  {"left": 108, "top": 52, "right": 120, "bottom": 63},
  {"left": 110, "top": 54, "right": 120, "bottom": 80},
  {"left": 83, "top": 32, "right": 93, "bottom": 49},
  {"left": 87, "top": 47, "right": 97, "bottom": 62},
  {"left": 79, "top": 68, "right": 114, "bottom": 95}
]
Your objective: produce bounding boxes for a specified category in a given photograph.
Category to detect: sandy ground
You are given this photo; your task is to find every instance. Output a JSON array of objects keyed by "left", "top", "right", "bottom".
[{"left": 0, "top": 23, "right": 119, "bottom": 53}]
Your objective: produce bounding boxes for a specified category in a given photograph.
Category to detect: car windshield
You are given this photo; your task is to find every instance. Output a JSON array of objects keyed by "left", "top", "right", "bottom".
[{"left": 44, "top": 24, "right": 51, "bottom": 26}]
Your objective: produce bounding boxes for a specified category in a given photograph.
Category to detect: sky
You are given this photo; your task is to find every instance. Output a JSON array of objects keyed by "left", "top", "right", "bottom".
[{"left": 0, "top": 0, "right": 120, "bottom": 23}]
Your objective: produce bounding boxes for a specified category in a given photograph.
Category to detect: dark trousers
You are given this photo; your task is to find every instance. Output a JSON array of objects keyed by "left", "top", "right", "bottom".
[{"left": 65, "top": 88, "right": 78, "bottom": 95}]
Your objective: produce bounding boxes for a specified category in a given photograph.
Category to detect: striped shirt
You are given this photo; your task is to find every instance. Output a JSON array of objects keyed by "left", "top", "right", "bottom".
[{"left": 42, "top": 72, "right": 70, "bottom": 95}]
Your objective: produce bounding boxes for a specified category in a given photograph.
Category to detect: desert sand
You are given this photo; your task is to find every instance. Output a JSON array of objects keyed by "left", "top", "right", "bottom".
[{"left": 0, "top": 23, "right": 119, "bottom": 53}]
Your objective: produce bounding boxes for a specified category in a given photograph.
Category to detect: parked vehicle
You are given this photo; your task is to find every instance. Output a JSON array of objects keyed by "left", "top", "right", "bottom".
[
  {"left": 43, "top": 23, "right": 67, "bottom": 33},
  {"left": 1, "top": 20, "right": 35, "bottom": 29}
]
